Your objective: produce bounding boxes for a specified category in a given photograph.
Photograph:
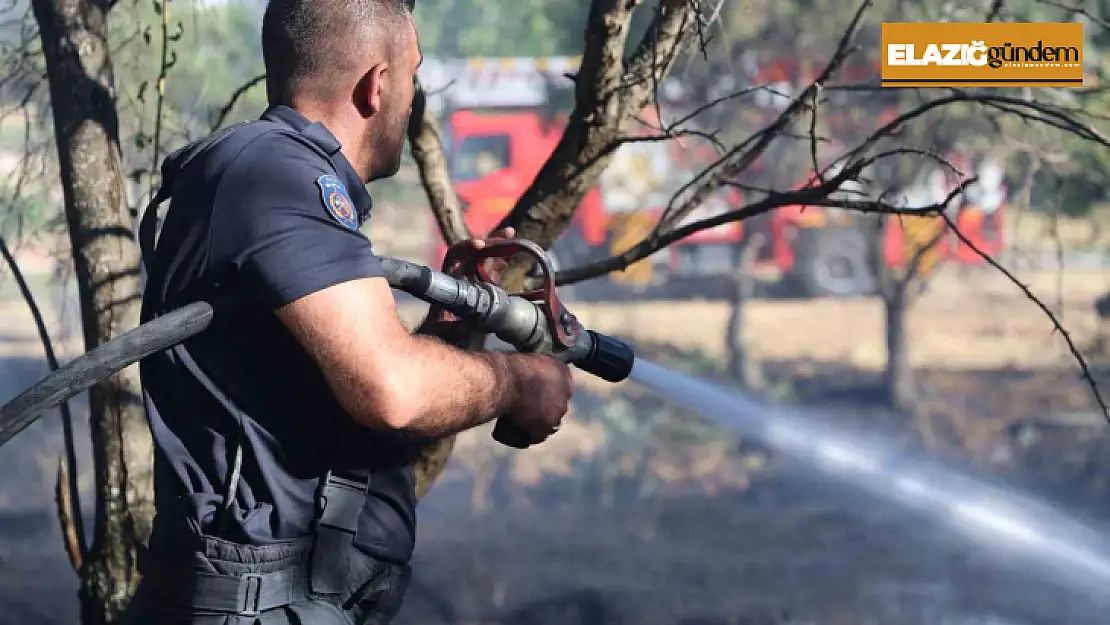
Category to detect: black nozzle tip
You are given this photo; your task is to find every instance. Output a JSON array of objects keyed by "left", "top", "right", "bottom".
[{"left": 582, "top": 330, "right": 635, "bottom": 383}]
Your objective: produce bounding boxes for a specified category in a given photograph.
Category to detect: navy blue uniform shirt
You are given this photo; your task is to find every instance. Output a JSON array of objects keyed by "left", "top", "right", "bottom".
[{"left": 140, "top": 104, "right": 422, "bottom": 564}]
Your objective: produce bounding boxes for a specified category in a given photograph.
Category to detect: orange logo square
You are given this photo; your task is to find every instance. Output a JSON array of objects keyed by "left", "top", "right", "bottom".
[{"left": 881, "top": 22, "right": 1085, "bottom": 87}]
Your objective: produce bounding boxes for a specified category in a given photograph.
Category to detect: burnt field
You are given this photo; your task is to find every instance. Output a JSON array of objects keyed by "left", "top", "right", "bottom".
[
  {"left": 4, "top": 379, "right": 1109, "bottom": 625},
  {"left": 394, "top": 265, "right": 1110, "bottom": 625},
  {"left": 394, "top": 359, "right": 1110, "bottom": 625},
  {"left": 401, "top": 440, "right": 1110, "bottom": 625},
  {"left": 2, "top": 266, "right": 1110, "bottom": 623}
]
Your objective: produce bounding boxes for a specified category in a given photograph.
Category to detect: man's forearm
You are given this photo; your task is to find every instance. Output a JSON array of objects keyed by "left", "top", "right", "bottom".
[
  {"left": 406, "top": 308, "right": 507, "bottom": 437},
  {"left": 384, "top": 333, "right": 520, "bottom": 439},
  {"left": 275, "top": 277, "right": 524, "bottom": 439}
]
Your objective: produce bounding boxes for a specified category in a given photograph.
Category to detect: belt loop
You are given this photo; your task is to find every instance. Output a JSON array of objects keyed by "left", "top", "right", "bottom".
[{"left": 236, "top": 573, "right": 263, "bottom": 617}]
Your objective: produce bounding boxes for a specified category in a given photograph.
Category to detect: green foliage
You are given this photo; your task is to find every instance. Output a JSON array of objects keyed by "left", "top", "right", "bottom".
[
  {"left": 0, "top": 186, "right": 52, "bottom": 240},
  {"left": 1050, "top": 65, "right": 1110, "bottom": 216},
  {"left": 413, "top": 0, "right": 587, "bottom": 57},
  {"left": 108, "top": 0, "right": 268, "bottom": 159},
  {"left": 1051, "top": 117, "right": 1110, "bottom": 216}
]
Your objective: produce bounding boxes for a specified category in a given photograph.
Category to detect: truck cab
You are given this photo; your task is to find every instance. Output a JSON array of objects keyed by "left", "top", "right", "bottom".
[
  {"left": 431, "top": 108, "right": 612, "bottom": 275},
  {"left": 445, "top": 109, "right": 611, "bottom": 248}
]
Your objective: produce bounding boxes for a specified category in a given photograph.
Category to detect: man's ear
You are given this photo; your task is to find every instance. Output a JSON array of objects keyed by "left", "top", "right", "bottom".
[{"left": 356, "top": 62, "right": 389, "bottom": 117}]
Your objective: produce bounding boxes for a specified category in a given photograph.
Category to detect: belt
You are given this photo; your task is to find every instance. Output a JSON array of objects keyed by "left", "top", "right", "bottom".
[{"left": 140, "top": 551, "right": 310, "bottom": 617}]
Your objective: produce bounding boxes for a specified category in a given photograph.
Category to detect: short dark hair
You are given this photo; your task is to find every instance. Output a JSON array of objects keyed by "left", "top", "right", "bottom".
[{"left": 261, "top": 0, "right": 414, "bottom": 105}]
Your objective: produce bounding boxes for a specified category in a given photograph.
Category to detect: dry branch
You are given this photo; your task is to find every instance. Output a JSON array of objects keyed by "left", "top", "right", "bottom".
[
  {"left": 407, "top": 80, "right": 471, "bottom": 246},
  {"left": 652, "top": 0, "right": 873, "bottom": 235},
  {"left": 210, "top": 73, "right": 265, "bottom": 132},
  {"left": 0, "top": 235, "right": 86, "bottom": 569},
  {"left": 56, "top": 456, "right": 85, "bottom": 572},
  {"left": 145, "top": 0, "right": 176, "bottom": 203},
  {"left": 555, "top": 175, "right": 972, "bottom": 285},
  {"left": 942, "top": 211, "right": 1110, "bottom": 420}
]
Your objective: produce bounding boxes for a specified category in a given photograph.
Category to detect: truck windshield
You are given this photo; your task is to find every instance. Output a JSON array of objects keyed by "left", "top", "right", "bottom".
[{"left": 449, "top": 134, "right": 512, "bottom": 182}]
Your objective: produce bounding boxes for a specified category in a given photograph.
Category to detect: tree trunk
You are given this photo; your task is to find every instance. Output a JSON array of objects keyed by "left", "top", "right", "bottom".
[
  {"left": 727, "top": 234, "right": 764, "bottom": 390},
  {"left": 32, "top": 0, "right": 155, "bottom": 622},
  {"left": 406, "top": 0, "right": 699, "bottom": 500},
  {"left": 883, "top": 291, "right": 915, "bottom": 411}
]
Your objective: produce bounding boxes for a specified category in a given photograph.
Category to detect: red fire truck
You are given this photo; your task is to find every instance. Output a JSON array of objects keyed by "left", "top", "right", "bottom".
[{"left": 416, "top": 55, "right": 1009, "bottom": 300}]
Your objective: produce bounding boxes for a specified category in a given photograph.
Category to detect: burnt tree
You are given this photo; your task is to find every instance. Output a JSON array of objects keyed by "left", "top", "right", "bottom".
[
  {"left": 726, "top": 233, "right": 765, "bottom": 390},
  {"left": 866, "top": 211, "right": 947, "bottom": 411}
]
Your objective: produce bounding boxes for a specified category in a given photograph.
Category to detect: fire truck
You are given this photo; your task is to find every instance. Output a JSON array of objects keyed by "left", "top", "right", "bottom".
[
  {"left": 415, "top": 55, "right": 1009, "bottom": 300},
  {"left": 743, "top": 151, "right": 1008, "bottom": 297},
  {"left": 731, "top": 51, "right": 1009, "bottom": 297}
]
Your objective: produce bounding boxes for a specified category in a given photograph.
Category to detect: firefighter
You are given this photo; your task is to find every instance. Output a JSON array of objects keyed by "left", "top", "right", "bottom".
[{"left": 122, "top": 1, "right": 574, "bottom": 623}]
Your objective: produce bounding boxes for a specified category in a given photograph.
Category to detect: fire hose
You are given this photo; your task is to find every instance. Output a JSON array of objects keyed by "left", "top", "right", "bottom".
[{"left": 0, "top": 238, "right": 634, "bottom": 450}]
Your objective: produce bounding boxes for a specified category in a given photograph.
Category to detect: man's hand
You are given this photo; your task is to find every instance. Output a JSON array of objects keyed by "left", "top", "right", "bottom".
[
  {"left": 498, "top": 353, "right": 574, "bottom": 447},
  {"left": 442, "top": 226, "right": 515, "bottom": 282}
]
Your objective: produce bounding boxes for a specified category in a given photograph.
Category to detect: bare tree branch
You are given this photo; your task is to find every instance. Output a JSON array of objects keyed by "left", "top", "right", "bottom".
[
  {"left": 0, "top": 235, "right": 87, "bottom": 568},
  {"left": 631, "top": 86, "right": 1110, "bottom": 282},
  {"left": 209, "top": 73, "right": 265, "bottom": 132},
  {"left": 620, "top": 86, "right": 767, "bottom": 153},
  {"left": 942, "top": 210, "right": 1110, "bottom": 421},
  {"left": 56, "top": 456, "right": 84, "bottom": 572},
  {"left": 146, "top": 0, "right": 177, "bottom": 203},
  {"left": 556, "top": 165, "right": 974, "bottom": 285},
  {"left": 407, "top": 79, "right": 471, "bottom": 246},
  {"left": 1034, "top": 0, "right": 1110, "bottom": 30},
  {"left": 653, "top": 0, "right": 873, "bottom": 235}
]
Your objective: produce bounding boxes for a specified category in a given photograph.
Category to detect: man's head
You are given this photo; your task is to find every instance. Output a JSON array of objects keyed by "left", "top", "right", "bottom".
[{"left": 262, "top": 0, "right": 421, "bottom": 182}]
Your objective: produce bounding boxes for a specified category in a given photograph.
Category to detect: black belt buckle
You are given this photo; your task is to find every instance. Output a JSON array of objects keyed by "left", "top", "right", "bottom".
[
  {"left": 236, "top": 572, "right": 263, "bottom": 617},
  {"left": 319, "top": 473, "right": 370, "bottom": 534}
]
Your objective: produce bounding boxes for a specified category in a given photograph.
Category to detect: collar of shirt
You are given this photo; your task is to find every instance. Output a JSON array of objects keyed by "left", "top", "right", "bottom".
[{"left": 261, "top": 104, "right": 374, "bottom": 225}]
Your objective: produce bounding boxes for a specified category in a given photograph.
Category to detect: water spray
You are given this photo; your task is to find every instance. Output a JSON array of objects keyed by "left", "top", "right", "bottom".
[{"left": 629, "top": 358, "right": 1110, "bottom": 597}]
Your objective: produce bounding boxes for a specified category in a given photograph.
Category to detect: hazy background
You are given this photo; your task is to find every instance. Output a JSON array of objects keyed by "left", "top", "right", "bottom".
[{"left": 4, "top": 1, "right": 1110, "bottom": 624}]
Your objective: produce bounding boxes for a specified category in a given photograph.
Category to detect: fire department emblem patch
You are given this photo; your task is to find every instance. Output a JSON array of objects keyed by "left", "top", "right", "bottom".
[{"left": 316, "top": 174, "right": 358, "bottom": 230}]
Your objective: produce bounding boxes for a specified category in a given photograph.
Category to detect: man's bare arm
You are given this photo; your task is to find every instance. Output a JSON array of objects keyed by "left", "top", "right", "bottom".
[{"left": 275, "top": 276, "right": 526, "bottom": 439}]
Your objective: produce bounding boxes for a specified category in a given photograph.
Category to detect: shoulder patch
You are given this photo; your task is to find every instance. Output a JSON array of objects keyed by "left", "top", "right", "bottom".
[{"left": 316, "top": 174, "right": 359, "bottom": 230}]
